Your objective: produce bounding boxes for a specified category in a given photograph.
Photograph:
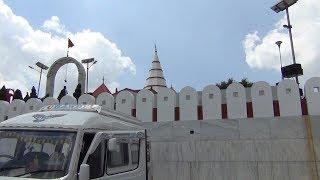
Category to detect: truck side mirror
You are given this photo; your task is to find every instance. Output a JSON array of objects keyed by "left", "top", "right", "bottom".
[
  {"left": 79, "top": 164, "right": 90, "bottom": 180},
  {"left": 108, "top": 138, "right": 119, "bottom": 152}
]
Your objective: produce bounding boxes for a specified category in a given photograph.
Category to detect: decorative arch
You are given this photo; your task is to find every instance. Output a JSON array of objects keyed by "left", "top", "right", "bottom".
[{"left": 46, "top": 57, "right": 86, "bottom": 97}]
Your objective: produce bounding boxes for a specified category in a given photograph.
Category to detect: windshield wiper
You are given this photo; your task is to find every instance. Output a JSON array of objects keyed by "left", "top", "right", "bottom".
[{"left": 16, "top": 169, "right": 65, "bottom": 177}]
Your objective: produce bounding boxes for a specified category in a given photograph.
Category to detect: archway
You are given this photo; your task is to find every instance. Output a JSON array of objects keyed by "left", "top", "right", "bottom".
[{"left": 46, "top": 57, "right": 86, "bottom": 97}]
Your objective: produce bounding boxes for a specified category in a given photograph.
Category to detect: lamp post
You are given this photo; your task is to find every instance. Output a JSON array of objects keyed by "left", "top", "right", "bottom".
[
  {"left": 81, "top": 58, "right": 97, "bottom": 93},
  {"left": 275, "top": 41, "right": 284, "bottom": 80},
  {"left": 271, "top": 0, "right": 299, "bottom": 84},
  {"left": 28, "top": 62, "right": 49, "bottom": 96}
]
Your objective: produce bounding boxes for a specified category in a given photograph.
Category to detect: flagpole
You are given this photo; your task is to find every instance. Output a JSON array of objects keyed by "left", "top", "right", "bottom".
[
  {"left": 67, "top": 42, "right": 69, "bottom": 57},
  {"left": 65, "top": 38, "right": 74, "bottom": 82}
]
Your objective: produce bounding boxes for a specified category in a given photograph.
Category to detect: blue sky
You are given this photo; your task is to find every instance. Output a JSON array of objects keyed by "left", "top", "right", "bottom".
[{"left": 1, "top": 0, "right": 319, "bottom": 95}]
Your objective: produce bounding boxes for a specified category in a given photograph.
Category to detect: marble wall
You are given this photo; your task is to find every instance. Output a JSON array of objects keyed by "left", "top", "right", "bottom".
[
  {"left": 1, "top": 77, "right": 320, "bottom": 122},
  {"left": 144, "top": 116, "right": 320, "bottom": 180}
]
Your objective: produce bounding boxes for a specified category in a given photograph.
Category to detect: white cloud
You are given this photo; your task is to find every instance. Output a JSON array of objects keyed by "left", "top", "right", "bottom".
[
  {"left": 0, "top": 0, "right": 136, "bottom": 97},
  {"left": 42, "top": 16, "right": 65, "bottom": 35},
  {"left": 243, "top": 0, "right": 320, "bottom": 83}
]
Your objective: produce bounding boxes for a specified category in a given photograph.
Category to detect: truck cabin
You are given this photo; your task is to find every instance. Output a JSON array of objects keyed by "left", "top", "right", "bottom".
[{"left": 0, "top": 105, "right": 147, "bottom": 180}]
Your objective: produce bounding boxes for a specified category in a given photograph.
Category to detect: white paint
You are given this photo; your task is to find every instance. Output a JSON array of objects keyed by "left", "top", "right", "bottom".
[
  {"left": 179, "top": 86, "right": 198, "bottom": 121},
  {"left": 78, "top": 94, "right": 95, "bottom": 105},
  {"left": 251, "top": 81, "right": 274, "bottom": 118},
  {"left": 5, "top": 78, "right": 320, "bottom": 121},
  {"left": 46, "top": 57, "right": 86, "bottom": 97},
  {"left": 136, "top": 89, "right": 154, "bottom": 122},
  {"left": 25, "top": 98, "right": 42, "bottom": 113},
  {"left": 116, "top": 90, "right": 135, "bottom": 116},
  {"left": 156, "top": 87, "right": 176, "bottom": 122},
  {"left": 304, "top": 77, "right": 320, "bottom": 115},
  {"left": 43, "top": 97, "right": 59, "bottom": 106},
  {"left": 226, "top": 83, "right": 247, "bottom": 119},
  {"left": 8, "top": 99, "right": 25, "bottom": 118},
  {"left": 96, "top": 92, "right": 114, "bottom": 109},
  {"left": 202, "top": 85, "right": 221, "bottom": 120},
  {"left": 277, "top": 79, "right": 301, "bottom": 116},
  {"left": 0, "top": 100, "right": 9, "bottom": 121},
  {"left": 60, "top": 95, "right": 77, "bottom": 105}
]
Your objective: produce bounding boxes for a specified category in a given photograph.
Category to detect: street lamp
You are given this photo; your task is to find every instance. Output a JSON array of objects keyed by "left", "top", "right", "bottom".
[
  {"left": 81, "top": 58, "right": 97, "bottom": 93},
  {"left": 28, "top": 61, "right": 49, "bottom": 96},
  {"left": 275, "top": 41, "right": 284, "bottom": 80},
  {"left": 271, "top": 0, "right": 302, "bottom": 84}
]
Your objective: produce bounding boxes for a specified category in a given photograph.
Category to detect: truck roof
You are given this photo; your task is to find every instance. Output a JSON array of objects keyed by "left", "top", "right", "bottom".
[{"left": 0, "top": 105, "right": 143, "bottom": 131}]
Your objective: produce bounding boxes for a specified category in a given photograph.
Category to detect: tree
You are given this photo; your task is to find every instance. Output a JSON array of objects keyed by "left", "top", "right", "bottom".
[
  {"left": 216, "top": 78, "right": 234, "bottom": 89},
  {"left": 0, "top": 86, "right": 5, "bottom": 101},
  {"left": 13, "top": 89, "right": 23, "bottom": 100},
  {"left": 40, "top": 94, "right": 49, "bottom": 102},
  {"left": 239, "top": 78, "right": 253, "bottom": 88},
  {"left": 216, "top": 78, "right": 253, "bottom": 89},
  {"left": 73, "top": 84, "right": 82, "bottom": 100},
  {"left": 30, "top": 86, "right": 38, "bottom": 98},
  {"left": 24, "top": 92, "right": 30, "bottom": 102},
  {"left": 57, "top": 86, "right": 68, "bottom": 101}
]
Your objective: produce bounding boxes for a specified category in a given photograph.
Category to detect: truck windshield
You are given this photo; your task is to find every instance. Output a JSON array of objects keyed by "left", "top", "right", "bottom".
[{"left": 0, "top": 130, "right": 76, "bottom": 179}]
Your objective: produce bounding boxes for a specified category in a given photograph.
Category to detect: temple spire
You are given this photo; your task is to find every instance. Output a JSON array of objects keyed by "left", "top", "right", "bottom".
[
  {"left": 153, "top": 44, "right": 160, "bottom": 62},
  {"left": 144, "top": 45, "right": 167, "bottom": 92}
]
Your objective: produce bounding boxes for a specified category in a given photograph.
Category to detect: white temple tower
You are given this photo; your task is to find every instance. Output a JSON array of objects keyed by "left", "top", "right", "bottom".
[{"left": 144, "top": 45, "right": 167, "bottom": 92}]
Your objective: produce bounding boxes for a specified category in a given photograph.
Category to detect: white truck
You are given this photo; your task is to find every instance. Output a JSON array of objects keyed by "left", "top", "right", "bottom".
[{"left": 0, "top": 105, "right": 149, "bottom": 180}]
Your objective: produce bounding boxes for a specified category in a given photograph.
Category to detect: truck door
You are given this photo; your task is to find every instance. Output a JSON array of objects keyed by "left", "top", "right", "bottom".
[{"left": 81, "top": 131, "right": 146, "bottom": 180}]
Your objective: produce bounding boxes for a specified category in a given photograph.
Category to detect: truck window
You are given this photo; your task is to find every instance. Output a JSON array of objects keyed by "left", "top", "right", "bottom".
[
  {"left": 131, "top": 140, "right": 140, "bottom": 169},
  {"left": 78, "top": 133, "right": 95, "bottom": 171},
  {"left": 106, "top": 138, "right": 140, "bottom": 175},
  {"left": 87, "top": 142, "right": 105, "bottom": 179},
  {"left": 107, "top": 142, "right": 129, "bottom": 168}
]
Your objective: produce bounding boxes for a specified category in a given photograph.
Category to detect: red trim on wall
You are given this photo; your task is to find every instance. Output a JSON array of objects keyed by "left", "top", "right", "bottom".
[
  {"left": 246, "top": 102, "right": 253, "bottom": 118},
  {"left": 197, "top": 106, "right": 203, "bottom": 120},
  {"left": 131, "top": 98, "right": 310, "bottom": 120},
  {"left": 174, "top": 107, "right": 180, "bottom": 121},
  {"left": 273, "top": 101, "right": 280, "bottom": 117},
  {"left": 132, "top": 109, "right": 136, "bottom": 117},
  {"left": 221, "top": 104, "right": 228, "bottom": 119},
  {"left": 301, "top": 98, "right": 308, "bottom": 115},
  {"left": 152, "top": 108, "right": 157, "bottom": 122}
]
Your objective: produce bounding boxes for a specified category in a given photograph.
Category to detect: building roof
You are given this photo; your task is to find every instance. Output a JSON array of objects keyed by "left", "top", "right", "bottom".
[
  {"left": 144, "top": 45, "right": 167, "bottom": 92},
  {"left": 113, "top": 88, "right": 140, "bottom": 96},
  {"left": 92, "top": 83, "right": 111, "bottom": 97}
]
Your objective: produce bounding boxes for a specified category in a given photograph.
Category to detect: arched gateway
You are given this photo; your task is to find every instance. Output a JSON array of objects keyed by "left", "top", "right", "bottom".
[{"left": 46, "top": 57, "right": 86, "bottom": 97}]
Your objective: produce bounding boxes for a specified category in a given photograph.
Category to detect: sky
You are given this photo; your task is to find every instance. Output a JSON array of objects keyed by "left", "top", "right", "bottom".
[{"left": 0, "top": 0, "right": 319, "bottom": 97}]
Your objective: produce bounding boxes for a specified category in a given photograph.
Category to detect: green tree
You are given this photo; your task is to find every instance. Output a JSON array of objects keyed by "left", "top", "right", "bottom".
[
  {"left": 24, "top": 92, "right": 30, "bottom": 102},
  {"left": 216, "top": 78, "right": 234, "bottom": 89},
  {"left": 73, "top": 84, "right": 82, "bottom": 100},
  {"left": 216, "top": 78, "right": 253, "bottom": 89},
  {"left": 57, "top": 86, "right": 67, "bottom": 101},
  {"left": 0, "top": 86, "right": 6, "bottom": 101},
  {"left": 30, "top": 86, "right": 38, "bottom": 98},
  {"left": 13, "top": 89, "right": 23, "bottom": 100},
  {"left": 40, "top": 94, "right": 49, "bottom": 102},
  {"left": 239, "top": 78, "right": 253, "bottom": 88}
]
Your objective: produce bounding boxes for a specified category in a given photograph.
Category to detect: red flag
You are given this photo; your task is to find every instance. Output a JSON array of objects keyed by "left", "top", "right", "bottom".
[{"left": 68, "top": 38, "right": 74, "bottom": 48}]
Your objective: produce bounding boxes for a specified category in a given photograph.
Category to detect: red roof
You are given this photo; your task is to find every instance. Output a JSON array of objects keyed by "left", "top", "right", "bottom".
[
  {"left": 92, "top": 83, "right": 111, "bottom": 98},
  {"left": 113, "top": 88, "right": 140, "bottom": 96}
]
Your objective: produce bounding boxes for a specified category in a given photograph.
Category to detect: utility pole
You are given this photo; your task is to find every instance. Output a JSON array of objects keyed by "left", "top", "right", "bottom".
[
  {"left": 28, "top": 61, "right": 49, "bottom": 96},
  {"left": 81, "top": 58, "right": 97, "bottom": 93}
]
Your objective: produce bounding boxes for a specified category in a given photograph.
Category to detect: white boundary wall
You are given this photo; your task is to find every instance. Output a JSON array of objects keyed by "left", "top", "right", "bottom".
[{"left": 0, "top": 77, "right": 319, "bottom": 122}]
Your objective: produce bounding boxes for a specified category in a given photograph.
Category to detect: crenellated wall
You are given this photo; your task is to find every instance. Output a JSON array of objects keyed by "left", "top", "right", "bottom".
[
  {"left": 1, "top": 78, "right": 320, "bottom": 179},
  {"left": 1, "top": 78, "right": 320, "bottom": 122}
]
